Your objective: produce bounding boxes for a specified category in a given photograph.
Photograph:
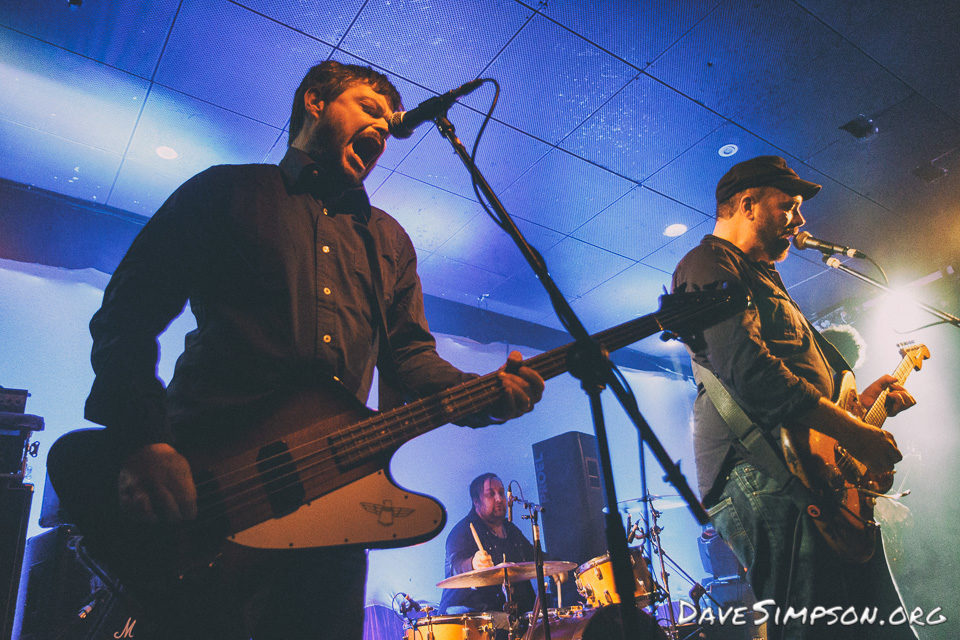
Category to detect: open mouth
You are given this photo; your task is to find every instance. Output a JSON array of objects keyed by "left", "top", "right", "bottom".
[{"left": 351, "top": 132, "right": 384, "bottom": 170}]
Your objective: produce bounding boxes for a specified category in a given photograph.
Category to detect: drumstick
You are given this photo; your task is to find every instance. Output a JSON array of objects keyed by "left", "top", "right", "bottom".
[{"left": 469, "top": 523, "right": 485, "bottom": 553}]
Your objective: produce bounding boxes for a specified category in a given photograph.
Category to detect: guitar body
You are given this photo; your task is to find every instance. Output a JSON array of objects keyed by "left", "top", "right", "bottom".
[
  {"left": 48, "top": 384, "right": 445, "bottom": 593},
  {"left": 780, "top": 342, "right": 928, "bottom": 563},
  {"left": 780, "top": 371, "right": 883, "bottom": 563}
]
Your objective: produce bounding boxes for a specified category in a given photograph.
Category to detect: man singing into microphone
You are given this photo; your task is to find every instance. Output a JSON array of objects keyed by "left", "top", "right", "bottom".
[
  {"left": 671, "top": 156, "right": 917, "bottom": 639},
  {"left": 51, "top": 61, "right": 544, "bottom": 640},
  {"left": 440, "top": 473, "right": 537, "bottom": 616}
]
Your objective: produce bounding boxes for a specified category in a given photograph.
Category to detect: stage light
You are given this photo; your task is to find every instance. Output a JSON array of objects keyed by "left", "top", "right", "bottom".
[
  {"left": 663, "top": 223, "right": 687, "bottom": 237},
  {"left": 717, "top": 144, "right": 738, "bottom": 157},
  {"left": 155, "top": 145, "right": 179, "bottom": 160}
]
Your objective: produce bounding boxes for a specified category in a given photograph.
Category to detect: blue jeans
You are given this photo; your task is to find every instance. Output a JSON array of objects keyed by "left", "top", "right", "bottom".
[{"left": 708, "top": 463, "right": 917, "bottom": 640}]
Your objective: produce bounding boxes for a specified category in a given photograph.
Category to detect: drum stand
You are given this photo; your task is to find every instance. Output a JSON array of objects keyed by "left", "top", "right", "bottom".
[{"left": 636, "top": 505, "right": 725, "bottom": 640}]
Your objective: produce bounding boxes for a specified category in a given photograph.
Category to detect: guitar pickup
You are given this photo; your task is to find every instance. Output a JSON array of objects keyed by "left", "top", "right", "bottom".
[{"left": 256, "top": 441, "right": 306, "bottom": 518}]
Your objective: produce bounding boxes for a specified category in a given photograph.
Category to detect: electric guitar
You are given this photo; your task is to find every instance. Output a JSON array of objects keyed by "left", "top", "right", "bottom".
[
  {"left": 780, "top": 341, "right": 929, "bottom": 562},
  {"left": 49, "top": 288, "right": 747, "bottom": 590}
]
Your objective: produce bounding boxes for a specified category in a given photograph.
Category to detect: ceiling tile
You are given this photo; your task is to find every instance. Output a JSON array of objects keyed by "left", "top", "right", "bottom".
[
  {"left": 417, "top": 254, "right": 508, "bottom": 307},
  {"left": 475, "top": 13, "right": 637, "bottom": 144},
  {"left": 499, "top": 148, "right": 634, "bottom": 234},
  {"left": 538, "top": 236, "right": 635, "bottom": 298},
  {"left": 370, "top": 172, "right": 482, "bottom": 253},
  {"left": 435, "top": 210, "right": 565, "bottom": 279},
  {"left": 395, "top": 104, "right": 551, "bottom": 200},
  {"left": 540, "top": 0, "right": 721, "bottom": 69},
  {"left": 573, "top": 186, "right": 711, "bottom": 261},
  {"left": 107, "top": 159, "right": 186, "bottom": 216},
  {"left": 123, "top": 85, "right": 282, "bottom": 182},
  {"left": 806, "top": 94, "right": 960, "bottom": 214},
  {"left": 0, "top": 28, "right": 149, "bottom": 153},
  {"left": 340, "top": 0, "right": 533, "bottom": 94},
  {"left": 646, "top": 0, "right": 912, "bottom": 160},
  {"left": 798, "top": 0, "right": 960, "bottom": 118},
  {"left": 561, "top": 73, "right": 725, "bottom": 182},
  {"left": 0, "top": 1, "right": 178, "bottom": 78},
  {"left": 569, "top": 261, "right": 672, "bottom": 333},
  {"left": 639, "top": 218, "right": 713, "bottom": 274},
  {"left": 486, "top": 270, "right": 580, "bottom": 326},
  {"left": 235, "top": 0, "right": 366, "bottom": 45},
  {"left": 642, "top": 122, "right": 790, "bottom": 216},
  {"left": 155, "top": 0, "right": 332, "bottom": 128},
  {"left": 0, "top": 119, "right": 121, "bottom": 204}
]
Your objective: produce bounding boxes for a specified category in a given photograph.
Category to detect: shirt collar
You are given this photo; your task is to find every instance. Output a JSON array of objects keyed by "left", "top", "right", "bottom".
[{"left": 279, "top": 146, "right": 372, "bottom": 222}]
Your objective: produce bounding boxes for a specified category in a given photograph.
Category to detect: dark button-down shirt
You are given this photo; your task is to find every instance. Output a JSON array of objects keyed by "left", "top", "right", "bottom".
[
  {"left": 86, "top": 147, "right": 472, "bottom": 453},
  {"left": 671, "top": 235, "right": 834, "bottom": 504},
  {"left": 439, "top": 509, "right": 536, "bottom": 614}
]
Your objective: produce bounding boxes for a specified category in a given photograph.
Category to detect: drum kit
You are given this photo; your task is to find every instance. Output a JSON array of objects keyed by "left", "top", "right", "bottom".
[{"left": 402, "top": 494, "right": 708, "bottom": 640}]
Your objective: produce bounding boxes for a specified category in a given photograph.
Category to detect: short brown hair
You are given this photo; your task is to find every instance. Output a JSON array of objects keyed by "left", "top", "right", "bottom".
[
  {"left": 469, "top": 473, "right": 500, "bottom": 505},
  {"left": 289, "top": 60, "right": 403, "bottom": 146}
]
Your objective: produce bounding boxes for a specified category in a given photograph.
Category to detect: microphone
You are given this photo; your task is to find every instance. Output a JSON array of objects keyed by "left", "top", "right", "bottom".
[
  {"left": 402, "top": 593, "right": 421, "bottom": 612},
  {"left": 507, "top": 486, "right": 513, "bottom": 523},
  {"left": 388, "top": 79, "right": 485, "bottom": 139},
  {"left": 792, "top": 231, "right": 866, "bottom": 258}
]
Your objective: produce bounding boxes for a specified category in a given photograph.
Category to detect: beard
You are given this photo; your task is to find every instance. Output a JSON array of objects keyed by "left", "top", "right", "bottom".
[{"left": 302, "top": 119, "right": 362, "bottom": 196}]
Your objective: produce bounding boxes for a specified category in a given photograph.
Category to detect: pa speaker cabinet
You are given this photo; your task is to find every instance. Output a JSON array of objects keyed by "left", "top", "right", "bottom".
[{"left": 532, "top": 431, "right": 607, "bottom": 566}]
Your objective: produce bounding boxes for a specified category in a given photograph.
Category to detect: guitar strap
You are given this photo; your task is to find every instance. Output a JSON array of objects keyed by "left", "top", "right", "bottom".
[{"left": 692, "top": 361, "right": 820, "bottom": 514}]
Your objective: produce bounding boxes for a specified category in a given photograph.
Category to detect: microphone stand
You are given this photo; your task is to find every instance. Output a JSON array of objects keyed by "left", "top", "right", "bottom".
[
  {"left": 822, "top": 256, "right": 960, "bottom": 329},
  {"left": 520, "top": 500, "right": 550, "bottom": 640},
  {"left": 433, "top": 111, "right": 708, "bottom": 640}
]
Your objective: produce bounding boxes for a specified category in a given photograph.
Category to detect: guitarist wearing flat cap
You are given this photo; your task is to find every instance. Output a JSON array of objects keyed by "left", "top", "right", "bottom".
[{"left": 672, "top": 156, "right": 919, "bottom": 640}]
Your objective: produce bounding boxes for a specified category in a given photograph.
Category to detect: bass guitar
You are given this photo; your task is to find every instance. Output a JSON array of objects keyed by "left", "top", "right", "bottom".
[
  {"left": 780, "top": 341, "right": 929, "bottom": 562},
  {"left": 49, "top": 287, "right": 747, "bottom": 589}
]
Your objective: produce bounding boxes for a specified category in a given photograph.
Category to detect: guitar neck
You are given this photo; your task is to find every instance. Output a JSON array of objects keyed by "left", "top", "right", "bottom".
[
  {"left": 327, "top": 295, "right": 735, "bottom": 471},
  {"left": 861, "top": 354, "right": 916, "bottom": 427}
]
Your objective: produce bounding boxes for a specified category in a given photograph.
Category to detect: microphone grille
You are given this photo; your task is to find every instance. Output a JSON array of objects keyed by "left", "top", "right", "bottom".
[
  {"left": 792, "top": 230, "right": 812, "bottom": 249},
  {"left": 387, "top": 112, "right": 412, "bottom": 139}
]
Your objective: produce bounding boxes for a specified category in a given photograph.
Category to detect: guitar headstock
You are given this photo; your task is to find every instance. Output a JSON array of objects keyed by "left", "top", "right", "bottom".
[
  {"left": 898, "top": 341, "right": 931, "bottom": 371},
  {"left": 657, "top": 283, "right": 750, "bottom": 345}
]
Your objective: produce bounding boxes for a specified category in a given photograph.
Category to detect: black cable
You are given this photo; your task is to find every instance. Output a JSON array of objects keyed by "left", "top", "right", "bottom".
[{"left": 779, "top": 509, "right": 805, "bottom": 640}]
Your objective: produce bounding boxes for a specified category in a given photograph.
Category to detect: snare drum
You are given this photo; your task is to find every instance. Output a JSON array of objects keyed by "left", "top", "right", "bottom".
[
  {"left": 404, "top": 613, "right": 504, "bottom": 640},
  {"left": 575, "top": 547, "right": 655, "bottom": 608}
]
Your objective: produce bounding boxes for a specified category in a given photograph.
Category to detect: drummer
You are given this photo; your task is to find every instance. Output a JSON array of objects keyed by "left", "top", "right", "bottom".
[{"left": 439, "top": 473, "right": 536, "bottom": 615}]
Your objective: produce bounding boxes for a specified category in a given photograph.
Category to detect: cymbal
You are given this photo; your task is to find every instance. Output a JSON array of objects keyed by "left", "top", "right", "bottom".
[
  {"left": 620, "top": 494, "right": 687, "bottom": 512},
  {"left": 437, "top": 561, "right": 577, "bottom": 589}
]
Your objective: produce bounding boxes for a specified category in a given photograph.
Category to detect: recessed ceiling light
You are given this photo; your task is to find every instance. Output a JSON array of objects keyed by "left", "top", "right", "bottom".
[
  {"left": 664, "top": 223, "right": 687, "bottom": 237},
  {"left": 155, "top": 145, "right": 179, "bottom": 160},
  {"left": 718, "top": 144, "right": 738, "bottom": 157}
]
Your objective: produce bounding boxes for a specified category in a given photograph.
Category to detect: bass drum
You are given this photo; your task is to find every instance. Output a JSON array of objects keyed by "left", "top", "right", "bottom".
[{"left": 525, "top": 604, "right": 667, "bottom": 640}]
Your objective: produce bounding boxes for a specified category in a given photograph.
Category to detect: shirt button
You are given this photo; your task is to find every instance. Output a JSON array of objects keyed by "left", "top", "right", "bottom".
[
  {"left": 323, "top": 287, "right": 331, "bottom": 295},
  {"left": 322, "top": 245, "right": 330, "bottom": 253},
  {"left": 322, "top": 334, "right": 332, "bottom": 343}
]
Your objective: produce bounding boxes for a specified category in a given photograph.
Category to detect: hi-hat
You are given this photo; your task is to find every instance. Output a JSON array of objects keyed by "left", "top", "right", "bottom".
[
  {"left": 436, "top": 561, "right": 576, "bottom": 589},
  {"left": 619, "top": 494, "right": 686, "bottom": 512}
]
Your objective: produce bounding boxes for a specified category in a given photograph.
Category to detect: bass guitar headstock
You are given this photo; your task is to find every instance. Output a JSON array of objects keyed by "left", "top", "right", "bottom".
[{"left": 657, "top": 283, "right": 750, "bottom": 347}]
